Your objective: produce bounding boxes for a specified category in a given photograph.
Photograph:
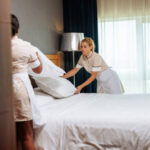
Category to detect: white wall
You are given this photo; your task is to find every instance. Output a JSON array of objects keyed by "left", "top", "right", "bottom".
[{"left": 11, "top": 0, "right": 63, "bottom": 54}]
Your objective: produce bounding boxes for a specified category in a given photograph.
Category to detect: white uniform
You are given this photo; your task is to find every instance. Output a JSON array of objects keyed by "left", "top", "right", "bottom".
[
  {"left": 76, "top": 52, "right": 124, "bottom": 94},
  {"left": 12, "top": 36, "right": 45, "bottom": 128}
]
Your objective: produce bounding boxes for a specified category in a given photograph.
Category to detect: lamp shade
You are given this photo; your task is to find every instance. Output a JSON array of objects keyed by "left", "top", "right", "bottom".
[{"left": 60, "top": 33, "right": 84, "bottom": 51}]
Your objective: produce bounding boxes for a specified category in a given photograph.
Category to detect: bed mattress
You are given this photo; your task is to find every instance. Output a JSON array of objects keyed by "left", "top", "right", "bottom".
[{"left": 34, "top": 88, "right": 150, "bottom": 150}]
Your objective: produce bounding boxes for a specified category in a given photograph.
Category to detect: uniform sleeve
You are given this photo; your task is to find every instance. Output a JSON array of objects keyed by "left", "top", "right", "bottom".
[
  {"left": 28, "top": 46, "right": 41, "bottom": 69},
  {"left": 92, "top": 55, "right": 103, "bottom": 72},
  {"left": 76, "top": 55, "right": 83, "bottom": 69}
]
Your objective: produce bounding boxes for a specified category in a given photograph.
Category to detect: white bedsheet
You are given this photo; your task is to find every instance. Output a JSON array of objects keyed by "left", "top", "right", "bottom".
[{"left": 34, "top": 88, "right": 150, "bottom": 150}]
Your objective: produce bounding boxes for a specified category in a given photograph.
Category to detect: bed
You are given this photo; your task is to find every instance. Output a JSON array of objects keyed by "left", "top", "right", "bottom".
[{"left": 34, "top": 54, "right": 150, "bottom": 150}]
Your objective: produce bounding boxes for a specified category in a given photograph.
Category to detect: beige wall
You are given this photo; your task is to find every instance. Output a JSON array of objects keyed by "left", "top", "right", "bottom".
[{"left": 11, "top": 0, "right": 64, "bottom": 54}]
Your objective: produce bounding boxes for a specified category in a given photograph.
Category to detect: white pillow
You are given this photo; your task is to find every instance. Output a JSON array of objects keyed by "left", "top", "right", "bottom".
[
  {"left": 28, "top": 46, "right": 65, "bottom": 77},
  {"left": 33, "top": 76, "right": 76, "bottom": 98}
]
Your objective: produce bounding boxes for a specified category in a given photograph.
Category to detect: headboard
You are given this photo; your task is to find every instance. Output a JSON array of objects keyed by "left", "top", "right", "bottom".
[{"left": 46, "top": 54, "right": 60, "bottom": 67}]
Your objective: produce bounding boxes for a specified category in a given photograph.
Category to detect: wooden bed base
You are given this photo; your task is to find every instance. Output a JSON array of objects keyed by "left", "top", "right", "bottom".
[{"left": 46, "top": 54, "right": 60, "bottom": 67}]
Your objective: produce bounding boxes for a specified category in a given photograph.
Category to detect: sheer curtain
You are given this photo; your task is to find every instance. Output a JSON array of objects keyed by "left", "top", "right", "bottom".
[{"left": 97, "top": 0, "right": 150, "bottom": 93}]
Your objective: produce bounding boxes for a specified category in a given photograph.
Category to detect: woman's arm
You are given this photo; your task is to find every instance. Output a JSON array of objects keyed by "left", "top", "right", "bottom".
[
  {"left": 62, "top": 67, "right": 80, "bottom": 79},
  {"left": 75, "top": 72, "right": 98, "bottom": 94},
  {"left": 32, "top": 52, "right": 42, "bottom": 74}
]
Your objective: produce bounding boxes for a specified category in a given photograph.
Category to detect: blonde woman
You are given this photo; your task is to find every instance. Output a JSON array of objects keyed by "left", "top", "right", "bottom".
[{"left": 62, "top": 37, "right": 124, "bottom": 94}]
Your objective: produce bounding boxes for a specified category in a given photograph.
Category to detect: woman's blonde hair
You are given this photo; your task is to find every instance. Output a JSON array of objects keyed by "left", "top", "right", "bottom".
[{"left": 81, "top": 37, "right": 95, "bottom": 52}]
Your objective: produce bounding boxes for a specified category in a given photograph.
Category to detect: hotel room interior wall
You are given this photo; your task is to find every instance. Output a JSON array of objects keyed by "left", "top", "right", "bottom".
[
  {"left": 11, "top": 0, "right": 63, "bottom": 54},
  {"left": 0, "top": 0, "right": 16, "bottom": 149}
]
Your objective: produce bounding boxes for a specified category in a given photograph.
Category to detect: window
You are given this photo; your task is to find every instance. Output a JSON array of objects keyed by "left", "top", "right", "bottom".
[{"left": 98, "top": 18, "right": 150, "bottom": 93}]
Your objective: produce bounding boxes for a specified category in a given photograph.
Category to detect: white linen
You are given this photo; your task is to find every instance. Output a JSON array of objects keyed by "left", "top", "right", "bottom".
[
  {"left": 28, "top": 47, "right": 65, "bottom": 77},
  {"left": 34, "top": 89, "right": 150, "bottom": 150},
  {"left": 33, "top": 76, "right": 76, "bottom": 98}
]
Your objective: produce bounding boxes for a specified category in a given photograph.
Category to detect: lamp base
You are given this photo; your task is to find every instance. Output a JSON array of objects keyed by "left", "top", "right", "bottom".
[{"left": 63, "top": 51, "right": 82, "bottom": 86}]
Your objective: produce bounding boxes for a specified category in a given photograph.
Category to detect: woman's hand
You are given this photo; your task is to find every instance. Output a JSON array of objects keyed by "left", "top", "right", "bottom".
[
  {"left": 75, "top": 85, "right": 83, "bottom": 94},
  {"left": 74, "top": 72, "right": 98, "bottom": 94},
  {"left": 31, "top": 52, "right": 42, "bottom": 74}
]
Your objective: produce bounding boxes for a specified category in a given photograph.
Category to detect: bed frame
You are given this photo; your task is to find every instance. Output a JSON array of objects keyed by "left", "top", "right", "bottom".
[{"left": 46, "top": 54, "right": 60, "bottom": 67}]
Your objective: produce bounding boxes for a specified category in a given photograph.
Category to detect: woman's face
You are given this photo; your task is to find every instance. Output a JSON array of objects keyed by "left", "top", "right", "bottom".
[{"left": 80, "top": 42, "right": 92, "bottom": 56}]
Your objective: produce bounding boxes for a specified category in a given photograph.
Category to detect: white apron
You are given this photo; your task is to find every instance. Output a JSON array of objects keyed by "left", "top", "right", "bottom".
[
  {"left": 96, "top": 69, "right": 123, "bottom": 94},
  {"left": 13, "top": 72, "right": 45, "bottom": 128}
]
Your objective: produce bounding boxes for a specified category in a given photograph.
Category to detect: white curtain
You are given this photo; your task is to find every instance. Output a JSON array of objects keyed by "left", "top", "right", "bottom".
[{"left": 97, "top": 0, "right": 150, "bottom": 93}]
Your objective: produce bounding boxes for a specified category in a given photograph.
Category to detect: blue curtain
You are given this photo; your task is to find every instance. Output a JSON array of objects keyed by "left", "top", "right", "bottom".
[{"left": 63, "top": 0, "right": 98, "bottom": 93}]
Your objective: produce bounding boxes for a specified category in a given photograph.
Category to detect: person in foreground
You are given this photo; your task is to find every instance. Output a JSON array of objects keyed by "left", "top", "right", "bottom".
[
  {"left": 62, "top": 37, "right": 124, "bottom": 94},
  {"left": 11, "top": 14, "right": 42, "bottom": 150}
]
